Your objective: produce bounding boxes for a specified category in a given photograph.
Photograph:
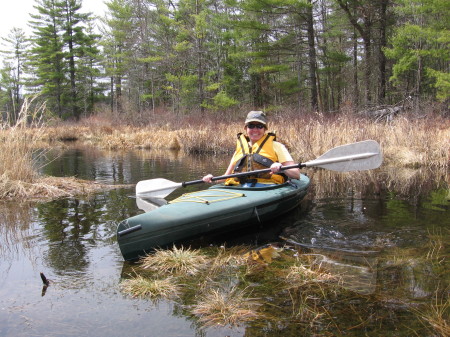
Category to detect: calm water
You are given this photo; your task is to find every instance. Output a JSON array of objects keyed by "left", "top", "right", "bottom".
[{"left": 0, "top": 146, "right": 448, "bottom": 336}]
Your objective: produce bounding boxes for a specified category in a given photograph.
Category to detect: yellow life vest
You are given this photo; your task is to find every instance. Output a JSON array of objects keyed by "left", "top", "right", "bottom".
[{"left": 225, "top": 132, "right": 287, "bottom": 185}]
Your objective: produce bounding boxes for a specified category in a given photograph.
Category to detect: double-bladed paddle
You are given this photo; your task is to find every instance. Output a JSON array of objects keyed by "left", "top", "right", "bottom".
[{"left": 136, "top": 140, "right": 382, "bottom": 198}]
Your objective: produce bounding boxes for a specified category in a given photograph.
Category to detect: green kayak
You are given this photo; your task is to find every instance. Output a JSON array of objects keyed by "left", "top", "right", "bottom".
[{"left": 117, "top": 174, "right": 310, "bottom": 260}]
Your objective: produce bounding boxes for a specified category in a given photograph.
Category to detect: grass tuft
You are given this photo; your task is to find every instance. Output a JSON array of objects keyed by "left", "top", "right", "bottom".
[
  {"left": 190, "top": 286, "right": 262, "bottom": 327},
  {"left": 286, "top": 255, "right": 341, "bottom": 287},
  {"left": 120, "top": 275, "right": 180, "bottom": 300},
  {"left": 141, "top": 245, "right": 209, "bottom": 276},
  {"left": 412, "top": 290, "right": 450, "bottom": 337}
]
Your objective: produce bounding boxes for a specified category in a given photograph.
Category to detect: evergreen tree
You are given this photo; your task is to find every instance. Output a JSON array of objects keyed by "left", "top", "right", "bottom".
[
  {"left": 0, "top": 28, "right": 30, "bottom": 123},
  {"left": 201, "top": 0, "right": 240, "bottom": 111},
  {"left": 28, "top": 0, "right": 67, "bottom": 117},
  {"left": 76, "top": 21, "right": 102, "bottom": 113},
  {"left": 384, "top": 0, "right": 449, "bottom": 103},
  {"left": 11, "top": 0, "right": 445, "bottom": 117},
  {"left": 61, "top": 0, "right": 99, "bottom": 119},
  {"left": 167, "top": 0, "right": 213, "bottom": 113},
  {"left": 28, "top": 0, "right": 99, "bottom": 119},
  {"left": 101, "top": 0, "right": 135, "bottom": 113},
  {"left": 138, "top": 0, "right": 182, "bottom": 112},
  {"left": 315, "top": 1, "right": 353, "bottom": 111},
  {"left": 229, "top": 0, "right": 317, "bottom": 110}
]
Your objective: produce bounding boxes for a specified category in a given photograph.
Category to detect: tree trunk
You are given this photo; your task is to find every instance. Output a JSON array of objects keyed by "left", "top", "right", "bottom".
[
  {"left": 378, "top": 0, "right": 388, "bottom": 103},
  {"left": 110, "top": 76, "right": 114, "bottom": 113},
  {"left": 306, "top": 0, "right": 318, "bottom": 111},
  {"left": 353, "top": 27, "right": 359, "bottom": 106},
  {"left": 363, "top": 37, "right": 372, "bottom": 104}
]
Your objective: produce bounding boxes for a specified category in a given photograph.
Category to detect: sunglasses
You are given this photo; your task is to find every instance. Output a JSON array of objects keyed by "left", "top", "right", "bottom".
[{"left": 247, "top": 124, "right": 265, "bottom": 129}]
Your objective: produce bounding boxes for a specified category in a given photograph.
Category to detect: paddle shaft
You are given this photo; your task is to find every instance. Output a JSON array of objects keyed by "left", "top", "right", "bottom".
[
  {"left": 135, "top": 140, "right": 382, "bottom": 197},
  {"left": 182, "top": 164, "right": 301, "bottom": 186},
  {"left": 182, "top": 151, "right": 378, "bottom": 186}
]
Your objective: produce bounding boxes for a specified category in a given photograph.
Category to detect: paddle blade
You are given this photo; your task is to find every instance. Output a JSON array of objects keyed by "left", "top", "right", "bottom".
[
  {"left": 136, "top": 178, "right": 182, "bottom": 198},
  {"left": 304, "top": 140, "right": 382, "bottom": 172}
]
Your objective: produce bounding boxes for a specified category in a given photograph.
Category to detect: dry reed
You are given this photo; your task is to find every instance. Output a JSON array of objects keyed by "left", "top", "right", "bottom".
[
  {"left": 49, "top": 110, "right": 449, "bottom": 168},
  {"left": 2, "top": 101, "right": 448, "bottom": 201},
  {"left": 0, "top": 98, "right": 117, "bottom": 200},
  {"left": 19, "top": 107, "right": 448, "bottom": 169},
  {"left": 0, "top": 98, "right": 46, "bottom": 198},
  {"left": 412, "top": 290, "right": 450, "bottom": 337}
]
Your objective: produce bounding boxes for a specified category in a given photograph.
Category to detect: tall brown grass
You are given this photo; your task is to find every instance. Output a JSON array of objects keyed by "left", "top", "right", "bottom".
[
  {"left": 43, "top": 109, "right": 448, "bottom": 168},
  {"left": 277, "top": 112, "right": 449, "bottom": 168},
  {"left": 0, "top": 98, "right": 110, "bottom": 199},
  {"left": 0, "top": 98, "right": 46, "bottom": 198},
  {"left": 2, "top": 102, "right": 448, "bottom": 200}
]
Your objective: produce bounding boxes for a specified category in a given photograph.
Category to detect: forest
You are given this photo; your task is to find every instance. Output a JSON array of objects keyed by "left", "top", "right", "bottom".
[{"left": 0, "top": 0, "right": 449, "bottom": 122}]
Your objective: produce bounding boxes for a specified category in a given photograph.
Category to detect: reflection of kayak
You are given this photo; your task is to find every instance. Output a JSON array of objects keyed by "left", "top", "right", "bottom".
[
  {"left": 117, "top": 174, "right": 310, "bottom": 260},
  {"left": 136, "top": 196, "right": 168, "bottom": 212}
]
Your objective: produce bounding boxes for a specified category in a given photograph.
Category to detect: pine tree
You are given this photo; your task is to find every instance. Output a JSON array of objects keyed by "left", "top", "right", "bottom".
[
  {"left": 101, "top": 0, "right": 135, "bottom": 113},
  {"left": 28, "top": 0, "right": 67, "bottom": 117},
  {"left": 60, "top": 0, "right": 99, "bottom": 119},
  {"left": 76, "top": 21, "right": 102, "bottom": 114},
  {"left": 384, "top": 0, "right": 449, "bottom": 103},
  {"left": 137, "top": 0, "right": 181, "bottom": 112},
  {"left": 0, "top": 28, "right": 30, "bottom": 123},
  {"left": 28, "top": 0, "right": 99, "bottom": 119}
]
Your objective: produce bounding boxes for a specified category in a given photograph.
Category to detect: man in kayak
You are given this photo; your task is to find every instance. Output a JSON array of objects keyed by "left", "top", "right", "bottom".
[{"left": 202, "top": 111, "right": 301, "bottom": 187}]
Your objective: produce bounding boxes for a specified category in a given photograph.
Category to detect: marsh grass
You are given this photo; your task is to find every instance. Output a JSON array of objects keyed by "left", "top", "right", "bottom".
[
  {"left": 123, "top": 245, "right": 346, "bottom": 330},
  {"left": 141, "top": 245, "right": 209, "bottom": 275},
  {"left": 286, "top": 261, "right": 340, "bottom": 286},
  {"left": 123, "top": 245, "right": 264, "bottom": 327},
  {"left": 385, "top": 229, "right": 447, "bottom": 273},
  {"left": 386, "top": 247, "right": 420, "bottom": 267},
  {"left": 190, "top": 286, "right": 263, "bottom": 327},
  {"left": 284, "top": 255, "right": 347, "bottom": 325},
  {"left": 411, "top": 289, "right": 450, "bottom": 337},
  {"left": 31, "top": 108, "right": 450, "bottom": 168},
  {"left": 376, "top": 230, "right": 449, "bottom": 336},
  {"left": 0, "top": 99, "right": 120, "bottom": 200},
  {"left": 0, "top": 98, "right": 47, "bottom": 198},
  {"left": 119, "top": 243, "right": 449, "bottom": 334},
  {"left": 425, "top": 228, "right": 446, "bottom": 263},
  {"left": 287, "top": 288, "right": 325, "bottom": 324},
  {"left": 198, "top": 245, "right": 248, "bottom": 275},
  {"left": 120, "top": 274, "right": 180, "bottom": 300},
  {"left": 2, "top": 101, "right": 447, "bottom": 200}
]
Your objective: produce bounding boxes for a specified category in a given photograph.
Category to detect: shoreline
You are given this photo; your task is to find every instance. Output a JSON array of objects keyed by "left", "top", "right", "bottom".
[{"left": 1, "top": 113, "right": 449, "bottom": 201}]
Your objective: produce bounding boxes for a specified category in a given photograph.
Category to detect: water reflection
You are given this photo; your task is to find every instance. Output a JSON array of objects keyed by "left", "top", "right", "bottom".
[
  {"left": 0, "top": 200, "right": 37, "bottom": 262},
  {"left": 281, "top": 178, "right": 449, "bottom": 302},
  {"left": 34, "top": 190, "right": 137, "bottom": 275},
  {"left": 0, "top": 145, "right": 448, "bottom": 337},
  {"left": 39, "top": 145, "right": 228, "bottom": 186}
]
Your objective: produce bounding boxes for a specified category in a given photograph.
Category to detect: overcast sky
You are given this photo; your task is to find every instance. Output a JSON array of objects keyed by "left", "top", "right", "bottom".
[{"left": 0, "top": 0, "right": 107, "bottom": 40}]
